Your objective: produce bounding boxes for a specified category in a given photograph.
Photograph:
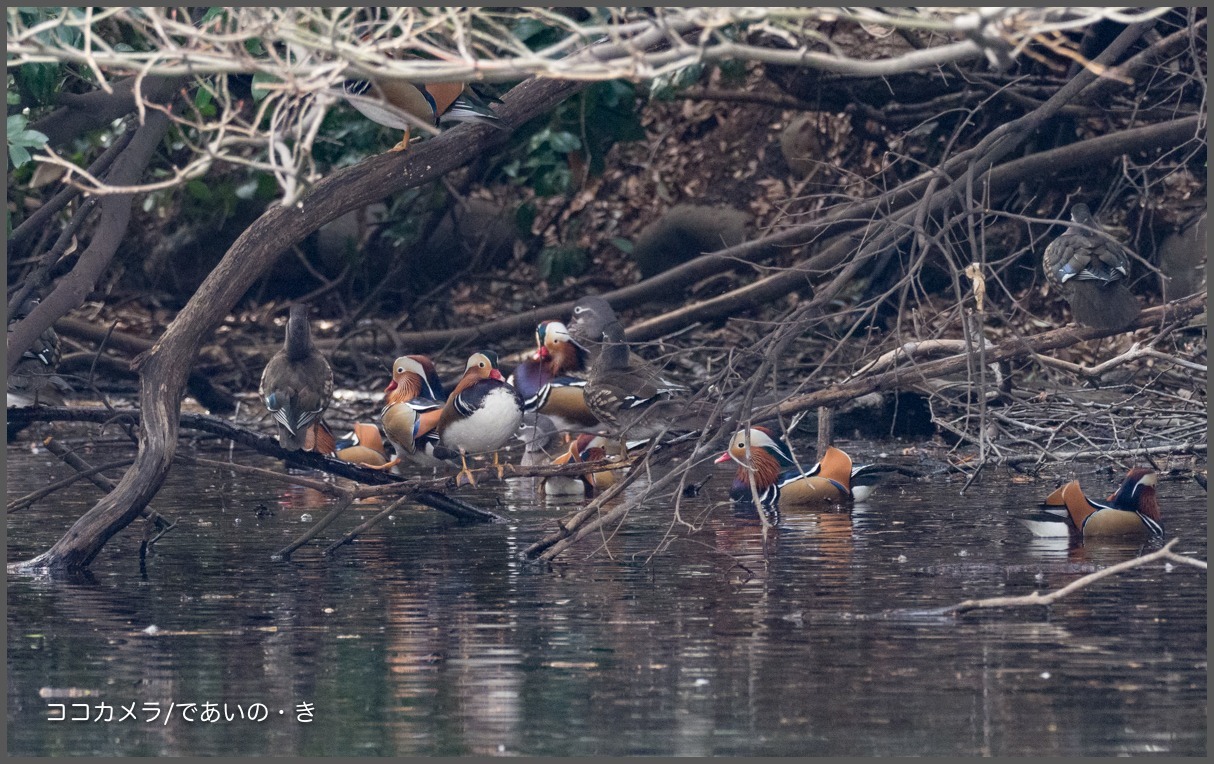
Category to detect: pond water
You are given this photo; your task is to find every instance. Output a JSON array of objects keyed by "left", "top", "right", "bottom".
[{"left": 6, "top": 441, "right": 1208, "bottom": 756}]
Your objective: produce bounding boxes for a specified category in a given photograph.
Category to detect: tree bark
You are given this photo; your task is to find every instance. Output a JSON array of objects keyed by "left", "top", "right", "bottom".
[
  {"left": 31, "top": 75, "right": 183, "bottom": 149},
  {"left": 7, "top": 107, "right": 176, "bottom": 377},
  {"left": 9, "top": 74, "right": 589, "bottom": 573}
]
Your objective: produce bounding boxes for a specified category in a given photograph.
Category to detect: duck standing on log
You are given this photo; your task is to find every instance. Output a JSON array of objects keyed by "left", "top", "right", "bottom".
[
  {"left": 259, "top": 304, "right": 333, "bottom": 452},
  {"left": 438, "top": 351, "right": 525, "bottom": 486},
  {"left": 1043, "top": 203, "right": 1141, "bottom": 331}
]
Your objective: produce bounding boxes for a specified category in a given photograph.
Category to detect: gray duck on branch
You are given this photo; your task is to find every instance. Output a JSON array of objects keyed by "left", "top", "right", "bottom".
[
  {"left": 566, "top": 296, "right": 701, "bottom": 442},
  {"left": 7, "top": 296, "right": 69, "bottom": 409},
  {"left": 1043, "top": 203, "right": 1141, "bottom": 331},
  {"left": 259, "top": 304, "right": 333, "bottom": 451}
]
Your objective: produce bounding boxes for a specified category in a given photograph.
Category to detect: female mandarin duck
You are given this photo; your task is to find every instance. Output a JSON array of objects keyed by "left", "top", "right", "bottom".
[
  {"left": 373, "top": 355, "right": 451, "bottom": 472},
  {"left": 715, "top": 428, "right": 892, "bottom": 523},
  {"left": 438, "top": 351, "right": 525, "bottom": 486},
  {"left": 566, "top": 297, "right": 690, "bottom": 442},
  {"left": 510, "top": 320, "right": 598, "bottom": 435},
  {"left": 1022, "top": 468, "right": 1163, "bottom": 541},
  {"left": 260, "top": 304, "right": 334, "bottom": 451},
  {"left": 1042, "top": 203, "right": 1141, "bottom": 331}
]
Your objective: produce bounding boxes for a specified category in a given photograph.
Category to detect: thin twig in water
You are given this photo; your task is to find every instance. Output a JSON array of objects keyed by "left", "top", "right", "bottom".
[{"left": 943, "top": 539, "right": 1205, "bottom": 615}]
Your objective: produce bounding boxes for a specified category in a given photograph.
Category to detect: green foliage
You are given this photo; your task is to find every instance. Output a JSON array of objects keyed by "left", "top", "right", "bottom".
[
  {"left": 491, "top": 79, "right": 646, "bottom": 197},
  {"left": 250, "top": 71, "right": 278, "bottom": 102},
  {"left": 537, "top": 245, "right": 589, "bottom": 285},
  {"left": 649, "top": 64, "right": 704, "bottom": 101},
  {"left": 609, "top": 237, "right": 634, "bottom": 255},
  {"left": 7, "top": 113, "right": 48, "bottom": 169}
]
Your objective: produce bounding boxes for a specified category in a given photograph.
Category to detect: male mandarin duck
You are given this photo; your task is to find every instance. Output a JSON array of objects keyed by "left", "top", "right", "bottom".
[
  {"left": 566, "top": 296, "right": 690, "bottom": 442},
  {"left": 510, "top": 320, "right": 598, "bottom": 435},
  {"left": 260, "top": 304, "right": 334, "bottom": 451},
  {"left": 437, "top": 351, "right": 525, "bottom": 486},
  {"left": 383, "top": 353, "right": 446, "bottom": 403},
  {"left": 1021, "top": 468, "right": 1163, "bottom": 541},
  {"left": 715, "top": 428, "right": 894, "bottom": 523},
  {"left": 1043, "top": 203, "right": 1141, "bottom": 331},
  {"left": 372, "top": 355, "right": 451, "bottom": 472},
  {"left": 343, "top": 29, "right": 503, "bottom": 153},
  {"left": 333, "top": 422, "right": 389, "bottom": 468},
  {"left": 540, "top": 433, "right": 645, "bottom": 497}
]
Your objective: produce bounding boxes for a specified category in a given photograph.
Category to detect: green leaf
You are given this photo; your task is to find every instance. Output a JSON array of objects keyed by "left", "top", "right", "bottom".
[
  {"left": 15, "top": 62, "right": 60, "bottom": 107},
  {"left": 537, "top": 246, "right": 589, "bottom": 285},
  {"left": 200, "top": 7, "right": 227, "bottom": 24},
  {"left": 610, "top": 237, "right": 634, "bottom": 255},
  {"left": 11, "top": 128, "right": 49, "bottom": 148},
  {"left": 185, "top": 179, "right": 212, "bottom": 203},
  {"left": 251, "top": 71, "right": 278, "bottom": 102},
  {"left": 8, "top": 143, "right": 31, "bottom": 168},
  {"left": 545, "top": 131, "right": 582, "bottom": 154}
]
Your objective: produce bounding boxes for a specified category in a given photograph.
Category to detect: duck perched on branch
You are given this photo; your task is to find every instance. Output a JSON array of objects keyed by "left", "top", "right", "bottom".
[
  {"left": 374, "top": 354, "right": 452, "bottom": 472},
  {"left": 438, "top": 351, "right": 525, "bottom": 486},
  {"left": 259, "top": 304, "right": 333, "bottom": 451},
  {"left": 510, "top": 320, "right": 598, "bottom": 436},
  {"left": 1043, "top": 203, "right": 1141, "bottom": 331},
  {"left": 566, "top": 296, "right": 691, "bottom": 442}
]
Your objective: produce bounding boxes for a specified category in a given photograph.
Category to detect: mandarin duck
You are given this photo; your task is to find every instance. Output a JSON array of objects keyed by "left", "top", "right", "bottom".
[
  {"left": 260, "top": 304, "right": 334, "bottom": 451},
  {"left": 343, "top": 46, "right": 502, "bottom": 152},
  {"left": 510, "top": 320, "right": 598, "bottom": 435},
  {"left": 1043, "top": 203, "right": 1141, "bottom": 331},
  {"left": 372, "top": 355, "right": 452, "bottom": 472},
  {"left": 6, "top": 296, "right": 68, "bottom": 409},
  {"left": 540, "top": 433, "right": 646, "bottom": 498},
  {"left": 715, "top": 428, "right": 898, "bottom": 524},
  {"left": 437, "top": 351, "right": 525, "bottom": 486},
  {"left": 332, "top": 422, "right": 389, "bottom": 468},
  {"left": 566, "top": 296, "right": 692, "bottom": 442},
  {"left": 1021, "top": 468, "right": 1163, "bottom": 541}
]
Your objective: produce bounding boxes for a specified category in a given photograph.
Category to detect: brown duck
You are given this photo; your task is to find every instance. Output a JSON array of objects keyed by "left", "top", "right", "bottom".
[{"left": 259, "top": 304, "right": 333, "bottom": 451}]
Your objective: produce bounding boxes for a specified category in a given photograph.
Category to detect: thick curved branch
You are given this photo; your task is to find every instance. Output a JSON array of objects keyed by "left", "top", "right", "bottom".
[
  {"left": 9, "top": 73, "right": 589, "bottom": 573},
  {"left": 30, "top": 75, "right": 182, "bottom": 149},
  {"left": 7, "top": 105, "right": 176, "bottom": 376}
]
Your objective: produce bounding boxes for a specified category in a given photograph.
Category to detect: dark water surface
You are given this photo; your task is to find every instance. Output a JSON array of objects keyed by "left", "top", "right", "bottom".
[{"left": 6, "top": 442, "right": 1207, "bottom": 756}]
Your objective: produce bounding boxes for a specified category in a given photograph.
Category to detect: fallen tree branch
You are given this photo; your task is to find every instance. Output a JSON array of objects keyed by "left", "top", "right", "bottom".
[
  {"left": 941, "top": 539, "right": 1206, "bottom": 615},
  {"left": 273, "top": 496, "right": 354, "bottom": 561},
  {"left": 756, "top": 293, "right": 1206, "bottom": 422},
  {"left": 321, "top": 495, "right": 415, "bottom": 557},
  {"left": 22, "top": 438, "right": 171, "bottom": 532},
  {"left": 7, "top": 457, "right": 133, "bottom": 514}
]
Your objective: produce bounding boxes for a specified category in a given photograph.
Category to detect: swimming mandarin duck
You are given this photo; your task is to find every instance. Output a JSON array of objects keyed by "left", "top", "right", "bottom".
[
  {"left": 715, "top": 428, "right": 892, "bottom": 523},
  {"left": 373, "top": 355, "right": 452, "bottom": 472},
  {"left": 1042, "top": 203, "right": 1141, "bottom": 331},
  {"left": 510, "top": 320, "right": 598, "bottom": 435},
  {"left": 437, "top": 351, "right": 525, "bottom": 486},
  {"left": 1021, "top": 468, "right": 1163, "bottom": 541},
  {"left": 566, "top": 296, "right": 690, "bottom": 442},
  {"left": 260, "top": 304, "right": 334, "bottom": 451}
]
